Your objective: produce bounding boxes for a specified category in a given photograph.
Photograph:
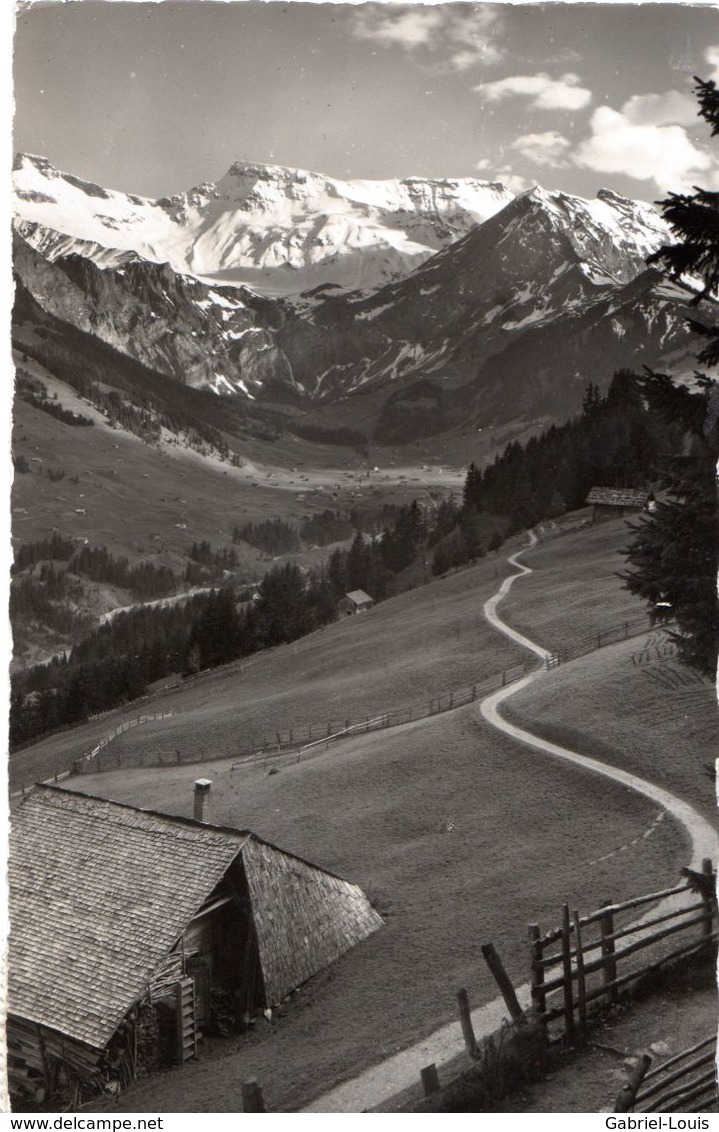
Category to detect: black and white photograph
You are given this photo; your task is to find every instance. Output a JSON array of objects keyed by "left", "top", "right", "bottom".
[{"left": 6, "top": 0, "right": 719, "bottom": 1116}]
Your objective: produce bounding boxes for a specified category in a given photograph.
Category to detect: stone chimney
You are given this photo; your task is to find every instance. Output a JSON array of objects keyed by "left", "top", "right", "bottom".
[{"left": 193, "top": 778, "right": 212, "bottom": 822}]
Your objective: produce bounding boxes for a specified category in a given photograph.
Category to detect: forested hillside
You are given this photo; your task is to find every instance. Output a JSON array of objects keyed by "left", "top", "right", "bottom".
[{"left": 10, "top": 370, "right": 680, "bottom": 750}]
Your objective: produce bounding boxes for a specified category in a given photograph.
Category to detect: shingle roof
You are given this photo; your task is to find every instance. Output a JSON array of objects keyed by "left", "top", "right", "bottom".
[
  {"left": 8, "top": 785, "right": 249, "bottom": 1049},
  {"left": 586, "top": 487, "right": 649, "bottom": 508},
  {"left": 344, "top": 590, "right": 373, "bottom": 604}
]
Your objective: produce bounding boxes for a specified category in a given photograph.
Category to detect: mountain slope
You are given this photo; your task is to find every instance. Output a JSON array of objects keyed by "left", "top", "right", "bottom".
[
  {"left": 13, "top": 158, "right": 709, "bottom": 435},
  {"left": 12, "top": 233, "right": 297, "bottom": 399},
  {"left": 274, "top": 186, "right": 684, "bottom": 403},
  {"left": 13, "top": 153, "right": 514, "bottom": 295}
]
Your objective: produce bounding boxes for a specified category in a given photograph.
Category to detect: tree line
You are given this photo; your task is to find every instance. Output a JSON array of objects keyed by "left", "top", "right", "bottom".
[
  {"left": 9, "top": 500, "right": 440, "bottom": 747},
  {"left": 429, "top": 370, "right": 680, "bottom": 578},
  {"left": 16, "top": 369, "right": 95, "bottom": 427}
]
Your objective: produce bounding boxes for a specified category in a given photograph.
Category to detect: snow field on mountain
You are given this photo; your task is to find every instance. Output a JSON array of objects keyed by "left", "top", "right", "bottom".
[
  {"left": 14, "top": 154, "right": 516, "bottom": 293},
  {"left": 14, "top": 153, "right": 673, "bottom": 300}
]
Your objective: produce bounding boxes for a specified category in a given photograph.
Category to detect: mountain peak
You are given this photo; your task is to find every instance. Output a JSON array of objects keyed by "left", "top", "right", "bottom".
[{"left": 14, "top": 152, "right": 58, "bottom": 174}]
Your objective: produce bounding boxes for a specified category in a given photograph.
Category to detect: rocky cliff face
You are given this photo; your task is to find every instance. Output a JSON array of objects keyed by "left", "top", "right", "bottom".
[
  {"left": 12, "top": 158, "right": 708, "bottom": 432},
  {"left": 12, "top": 234, "right": 298, "bottom": 398}
]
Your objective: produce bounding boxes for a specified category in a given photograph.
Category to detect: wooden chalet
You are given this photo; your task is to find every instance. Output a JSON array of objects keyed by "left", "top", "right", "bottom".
[
  {"left": 585, "top": 486, "right": 650, "bottom": 523},
  {"left": 7, "top": 785, "right": 382, "bottom": 1108},
  {"left": 337, "top": 589, "right": 374, "bottom": 617}
]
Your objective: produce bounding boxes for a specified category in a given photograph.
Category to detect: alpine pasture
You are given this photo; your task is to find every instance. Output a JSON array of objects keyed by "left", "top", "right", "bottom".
[{"left": 31, "top": 515, "right": 705, "bottom": 1112}]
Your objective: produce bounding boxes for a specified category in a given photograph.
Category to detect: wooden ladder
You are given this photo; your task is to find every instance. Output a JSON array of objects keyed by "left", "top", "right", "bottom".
[{"left": 175, "top": 978, "right": 198, "bottom": 1063}]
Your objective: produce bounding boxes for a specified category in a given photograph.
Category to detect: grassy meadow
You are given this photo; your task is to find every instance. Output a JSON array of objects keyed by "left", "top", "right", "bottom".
[
  {"left": 10, "top": 546, "right": 528, "bottom": 789},
  {"left": 503, "top": 636, "right": 717, "bottom": 823},
  {"left": 76, "top": 699, "right": 685, "bottom": 1113},
  {"left": 33, "top": 515, "right": 705, "bottom": 1112}
]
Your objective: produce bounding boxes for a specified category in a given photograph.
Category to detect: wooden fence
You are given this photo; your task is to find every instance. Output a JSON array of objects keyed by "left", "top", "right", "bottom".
[
  {"left": 17, "top": 609, "right": 661, "bottom": 786},
  {"left": 545, "top": 614, "right": 653, "bottom": 670},
  {"left": 526, "top": 861, "right": 717, "bottom": 1044},
  {"left": 415, "top": 866, "right": 718, "bottom": 1113},
  {"left": 74, "top": 712, "right": 174, "bottom": 774},
  {"left": 615, "top": 1034, "right": 717, "bottom": 1113}
]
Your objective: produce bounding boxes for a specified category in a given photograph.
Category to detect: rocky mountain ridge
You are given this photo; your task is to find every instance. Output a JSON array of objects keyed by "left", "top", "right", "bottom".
[
  {"left": 12, "top": 154, "right": 708, "bottom": 434},
  {"left": 13, "top": 153, "right": 514, "bottom": 295}
]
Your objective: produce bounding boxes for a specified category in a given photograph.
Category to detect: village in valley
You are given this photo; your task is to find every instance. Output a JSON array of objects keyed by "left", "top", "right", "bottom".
[{"left": 6, "top": 0, "right": 719, "bottom": 1117}]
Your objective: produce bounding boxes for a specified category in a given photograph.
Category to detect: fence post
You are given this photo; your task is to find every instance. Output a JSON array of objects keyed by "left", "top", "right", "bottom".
[
  {"left": 242, "top": 1078, "right": 266, "bottom": 1113},
  {"left": 572, "top": 910, "right": 588, "bottom": 1041},
  {"left": 502, "top": 670, "right": 506, "bottom": 687},
  {"left": 599, "top": 901, "right": 618, "bottom": 1002},
  {"left": 701, "top": 858, "right": 715, "bottom": 940},
  {"left": 420, "top": 1064, "right": 440, "bottom": 1097},
  {"left": 615, "top": 1054, "right": 652, "bottom": 1113},
  {"left": 561, "top": 903, "right": 575, "bottom": 1043},
  {"left": 457, "top": 988, "right": 479, "bottom": 1059},
  {"left": 481, "top": 942, "right": 523, "bottom": 1021},
  {"left": 528, "top": 923, "right": 546, "bottom": 1016}
]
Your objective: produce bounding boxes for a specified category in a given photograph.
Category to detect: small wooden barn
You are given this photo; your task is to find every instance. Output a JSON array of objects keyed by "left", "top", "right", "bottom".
[
  {"left": 338, "top": 589, "right": 374, "bottom": 616},
  {"left": 7, "top": 785, "right": 382, "bottom": 1108},
  {"left": 585, "top": 486, "right": 650, "bottom": 523}
]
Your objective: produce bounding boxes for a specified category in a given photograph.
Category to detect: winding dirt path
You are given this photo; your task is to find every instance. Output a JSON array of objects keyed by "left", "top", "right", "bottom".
[
  {"left": 303, "top": 532, "right": 717, "bottom": 1113},
  {"left": 481, "top": 533, "right": 717, "bottom": 869}
]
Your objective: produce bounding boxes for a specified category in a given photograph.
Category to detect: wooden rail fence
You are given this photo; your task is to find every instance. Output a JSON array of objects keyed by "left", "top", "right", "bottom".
[
  {"left": 415, "top": 866, "right": 717, "bottom": 1112},
  {"left": 14, "top": 609, "right": 663, "bottom": 788},
  {"left": 526, "top": 861, "right": 717, "bottom": 1044},
  {"left": 544, "top": 614, "right": 653, "bottom": 670},
  {"left": 615, "top": 1034, "right": 717, "bottom": 1113}
]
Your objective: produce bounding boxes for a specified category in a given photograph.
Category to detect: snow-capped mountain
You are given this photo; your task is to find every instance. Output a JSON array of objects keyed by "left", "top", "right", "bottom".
[
  {"left": 13, "top": 153, "right": 514, "bottom": 295},
  {"left": 12, "top": 155, "right": 707, "bottom": 432},
  {"left": 271, "top": 184, "right": 682, "bottom": 401}
]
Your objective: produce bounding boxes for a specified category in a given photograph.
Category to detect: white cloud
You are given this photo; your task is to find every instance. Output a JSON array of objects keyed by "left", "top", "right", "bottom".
[
  {"left": 573, "top": 105, "right": 716, "bottom": 192},
  {"left": 621, "top": 89, "right": 698, "bottom": 127},
  {"left": 511, "top": 131, "right": 572, "bottom": 167},
  {"left": 705, "top": 45, "right": 719, "bottom": 83},
  {"left": 501, "top": 172, "right": 532, "bottom": 195},
  {"left": 475, "top": 71, "right": 592, "bottom": 111},
  {"left": 475, "top": 158, "right": 530, "bottom": 194},
  {"left": 350, "top": 5, "right": 504, "bottom": 70},
  {"left": 351, "top": 6, "right": 443, "bottom": 50}
]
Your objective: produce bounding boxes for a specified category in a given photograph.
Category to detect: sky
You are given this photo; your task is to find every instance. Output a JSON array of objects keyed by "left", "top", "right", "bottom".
[{"left": 10, "top": 1, "right": 719, "bottom": 205}]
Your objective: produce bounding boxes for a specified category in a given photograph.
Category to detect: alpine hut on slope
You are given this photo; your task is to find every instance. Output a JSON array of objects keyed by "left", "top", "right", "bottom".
[
  {"left": 585, "top": 486, "right": 650, "bottom": 523},
  {"left": 7, "top": 784, "right": 382, "bottom": 1108},
  {"left": 338, "top": 589, "right": 374, "bottom": 616}
]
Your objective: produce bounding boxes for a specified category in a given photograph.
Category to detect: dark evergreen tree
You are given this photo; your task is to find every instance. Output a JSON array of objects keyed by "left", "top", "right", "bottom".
[
  {"left": 624, "top": 77, "right": 719, "bottom": 677},
  {"left": 187, "top": 588, "right": 243, "bottom": 670},
  {"left": 459, "top": 507, "right": 486, "bottom": 563},
  {"left": 326, "top": 546, "right": 349, "bottom": 598},
  {"left": 256, "top": 563, "right": 312, "bottom": 646},
  {"left": 647, "top": 78, "right": 719, "bottom": 366}
]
